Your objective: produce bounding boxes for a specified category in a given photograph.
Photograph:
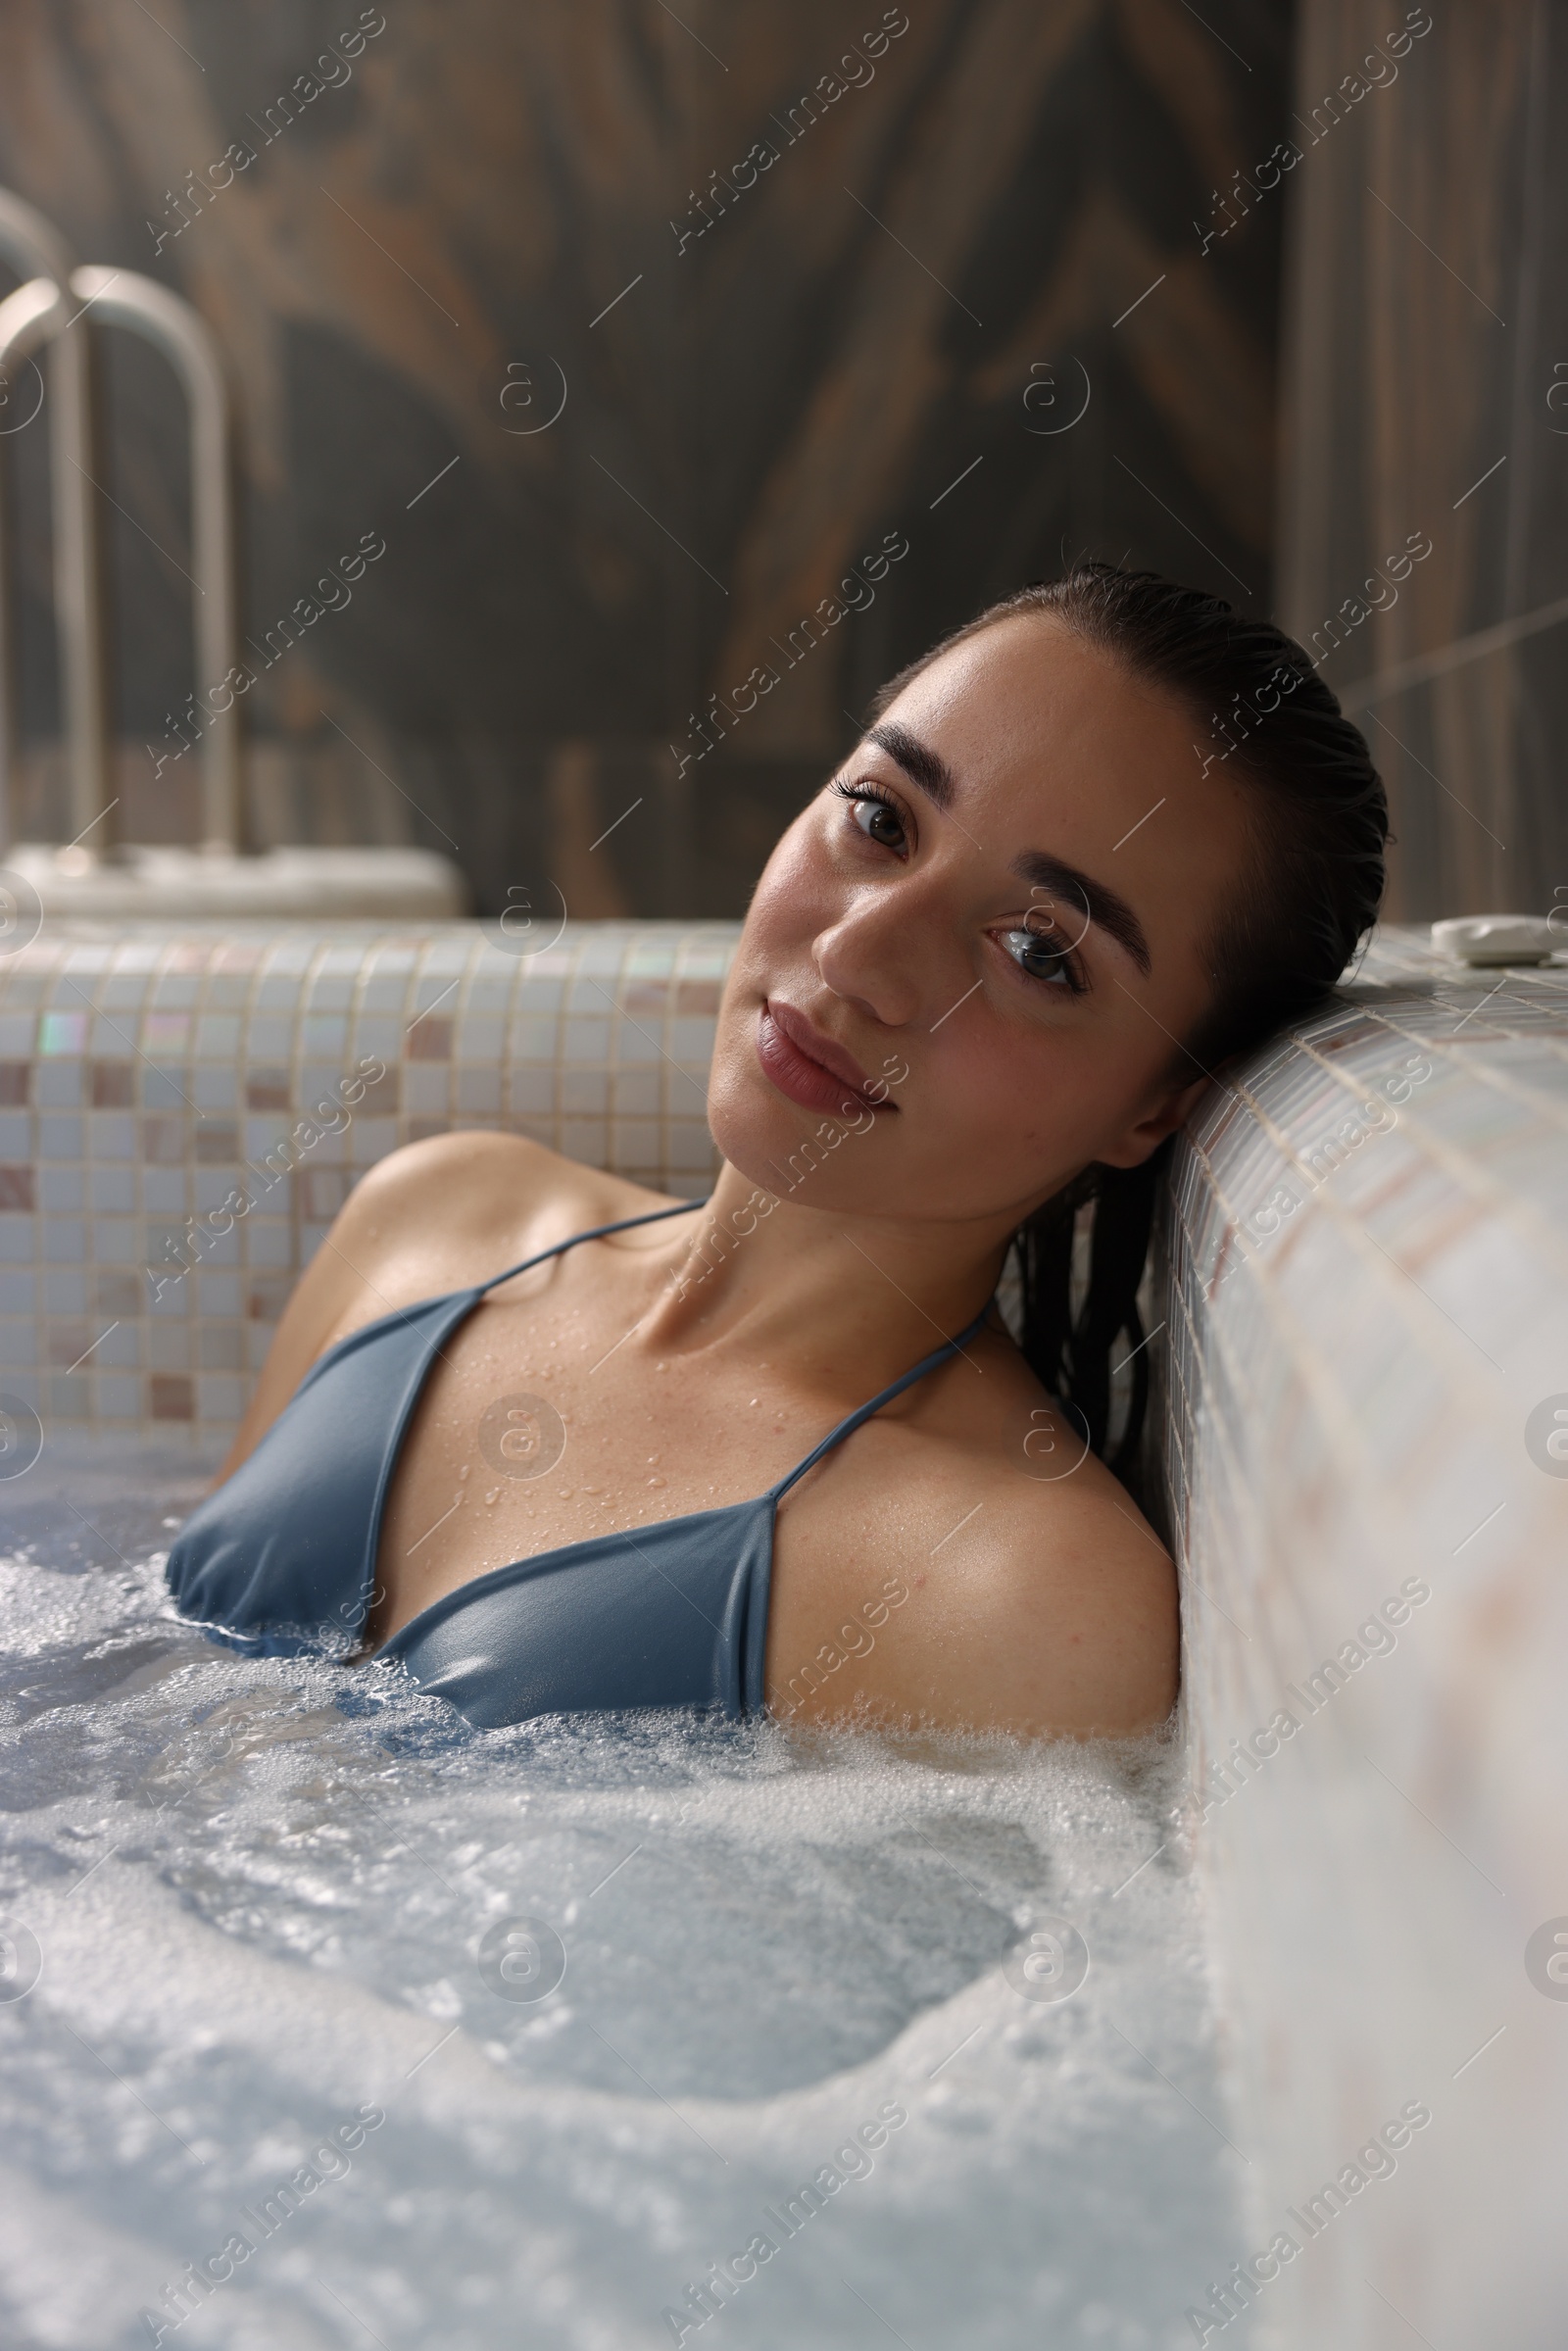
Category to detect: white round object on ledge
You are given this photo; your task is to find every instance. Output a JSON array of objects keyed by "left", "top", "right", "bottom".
[{"left": 1430, "top": 912, "right": 1560, "bottom": 964}]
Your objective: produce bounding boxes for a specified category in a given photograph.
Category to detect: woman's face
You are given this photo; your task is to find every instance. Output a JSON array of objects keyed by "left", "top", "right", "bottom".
[{"left": 707, "top": 612, "right": 1256, "bottom": 1231}]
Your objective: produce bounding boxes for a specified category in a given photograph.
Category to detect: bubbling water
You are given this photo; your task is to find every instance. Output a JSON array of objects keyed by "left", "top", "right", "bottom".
[{"left": 0, "top": 1439, "right": 1246, "bottom": 2350}]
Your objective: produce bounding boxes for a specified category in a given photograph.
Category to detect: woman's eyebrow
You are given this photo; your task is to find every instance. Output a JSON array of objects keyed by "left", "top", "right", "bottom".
[
  {"left": 864, "top": 721, "right": 956, "bottom": 807},
  {"left": 861, "top": 720, "right": 1153, "bottom": 978},
  {"left": 1011, "top": 851, "right": 1152, "bottom": 977}
]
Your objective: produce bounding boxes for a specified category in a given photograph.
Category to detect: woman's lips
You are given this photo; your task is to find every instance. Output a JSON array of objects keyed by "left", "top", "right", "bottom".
[{"left": 756, "top": 1002, "right": 894, "bottom": 1117}]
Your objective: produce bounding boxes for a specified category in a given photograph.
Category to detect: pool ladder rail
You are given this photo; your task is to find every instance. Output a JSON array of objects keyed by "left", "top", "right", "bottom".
[{"left": 0, "top": 186, "right": 465, "bottom": 920}]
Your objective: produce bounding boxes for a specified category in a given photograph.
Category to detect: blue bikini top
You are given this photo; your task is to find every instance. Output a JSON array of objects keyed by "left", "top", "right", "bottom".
[{"left": 166, "top": 1199, "right": 990, "bottom": 1729}]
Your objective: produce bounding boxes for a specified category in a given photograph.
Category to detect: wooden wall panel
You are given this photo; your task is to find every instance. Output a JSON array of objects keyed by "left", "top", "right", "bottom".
[
  {"left": 1277, "top": 0, "right": 1568, "bottom": 919},
  {"left": 0, "top": 0, "right": 1294, "bottom": 914}
]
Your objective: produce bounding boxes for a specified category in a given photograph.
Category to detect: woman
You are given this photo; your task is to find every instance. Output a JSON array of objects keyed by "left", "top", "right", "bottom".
[{"left": 169, "top": 565, "right": 1386, "bottom": 1738}]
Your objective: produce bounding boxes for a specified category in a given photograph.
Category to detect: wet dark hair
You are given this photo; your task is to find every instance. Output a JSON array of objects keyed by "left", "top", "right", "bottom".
[{"left": 870, "top": 563, "right": 1388, "bottom": 1494}]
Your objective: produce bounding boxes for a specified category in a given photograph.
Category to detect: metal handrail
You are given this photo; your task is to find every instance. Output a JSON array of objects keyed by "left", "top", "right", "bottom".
[
  {"left": 69, "top": 266, "right": 240, "bottom": 852},
  {"left": 0, "top": 190, "right": 467, "bottom": 919},
  {"left": 0, "top": 191, "right": 109, "bottom": 855},
  {"left": 0, "top": 198, "right": 241, "bottom": 855}
]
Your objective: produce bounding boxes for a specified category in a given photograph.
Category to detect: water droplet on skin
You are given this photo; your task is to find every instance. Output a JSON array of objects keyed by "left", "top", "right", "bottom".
[
  {"left": 749, "top": 1397, "right": 760, "bottom": 1407},
  {"left": 647, "top": 1476, "right": 665, "bottom": 1489},
  {"left": 583, "top": 1486, "right": 603, "bottom": 1496},
  {"left": 458, "top": 1463, "right": 470, "bottom": 1481},
  {"left": 646, "top": 1455, "right": 660, "bottom": 1465},
  {"left": 558, "top": 1488, "right": 574, "bottom": 1499},
  {"left": 484, "top": 1487, "right": 500, "bottom": 1505}
]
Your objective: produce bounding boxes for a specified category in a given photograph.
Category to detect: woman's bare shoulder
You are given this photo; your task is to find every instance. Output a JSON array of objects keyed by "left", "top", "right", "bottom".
[
  {"left": 341, "top": 1126, "right": 702, "bottom": 1278},
  {"left": 949, "top": 1437, "right": 1181, "bottom": 1738},
  {"left": 343, "top": 1129, "right": 632, "bottom": 1254},
  {"left": 216, "top": 1134, "right": 680, "bottom": 1483},
  {"left": 817, "top": 1333, "right": 1180, "bottom": 1740}
]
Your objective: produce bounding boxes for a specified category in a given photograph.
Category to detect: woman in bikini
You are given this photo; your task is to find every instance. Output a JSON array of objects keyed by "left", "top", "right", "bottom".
[{"left": 169, "top": 564, "right": 1385, "bottom": 1738}]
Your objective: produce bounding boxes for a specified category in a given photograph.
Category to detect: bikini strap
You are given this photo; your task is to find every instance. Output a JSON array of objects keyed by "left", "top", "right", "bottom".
[
  {"left": 769, "top": 1303, "right": 993, "bottom": 1501},
  {"left": 476, "top": 1195, "right": 707, "bottom": 1296}
]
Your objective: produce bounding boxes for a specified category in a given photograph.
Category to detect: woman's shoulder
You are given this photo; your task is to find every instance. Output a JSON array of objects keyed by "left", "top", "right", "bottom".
[
  {"left": 350, "top": 1126, "right": 629, "bottom": 1218},
  {"left": 953, "top": 1418, "right": 1181, "bottom": 1737},
  {"left": 827, "top": 1330, "right": 1180, "bottom": 1739},
  {"left": 340, "top": 1130, "right": 679, "bottom": 1286},
  {"left": 214, "top": 1134, "right": 680, "bottom": 1484}
]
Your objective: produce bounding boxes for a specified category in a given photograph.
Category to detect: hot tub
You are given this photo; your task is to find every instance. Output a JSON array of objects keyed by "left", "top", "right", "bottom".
[{"left": 0, "top": 916, "right": 1561, "bottom": 2349}]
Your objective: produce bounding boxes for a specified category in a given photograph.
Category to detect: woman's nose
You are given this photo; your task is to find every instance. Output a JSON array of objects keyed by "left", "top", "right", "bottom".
[{"left": 811, "top": 877, "right": 959, "bottom": 1030}]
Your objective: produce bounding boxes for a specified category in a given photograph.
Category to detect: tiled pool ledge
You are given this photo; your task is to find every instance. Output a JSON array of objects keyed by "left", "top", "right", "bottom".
[
  {"left": 0, "top": 921, "right": 733, "bottom": 1433},
  {"left": 1160, "top": 926, "right": 1568, "bottom": 2348},
  {"left": 1, "top": 915, "right": 1563, "bottom": 2341}
]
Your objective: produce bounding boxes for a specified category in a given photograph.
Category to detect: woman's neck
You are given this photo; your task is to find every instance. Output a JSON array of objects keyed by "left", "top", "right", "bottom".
[{"left": 631, "top": 1159, "right": 1017, "bottom": 1389}]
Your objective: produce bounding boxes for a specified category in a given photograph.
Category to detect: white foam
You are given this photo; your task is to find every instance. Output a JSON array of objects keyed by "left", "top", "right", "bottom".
[{"left": 0, "top": 1445, "right": 1247, "bottom": 2348}]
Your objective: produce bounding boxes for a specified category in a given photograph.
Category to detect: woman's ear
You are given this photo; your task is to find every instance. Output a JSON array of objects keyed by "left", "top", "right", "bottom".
[{"left": 1096, "top": 1071, "right": 1213, "bottom": 1169}]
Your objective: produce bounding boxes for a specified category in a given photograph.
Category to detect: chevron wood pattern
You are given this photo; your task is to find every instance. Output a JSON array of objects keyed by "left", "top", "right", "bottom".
[{"left": 0, "top": 0, "right": 1292, "bottom": 914}]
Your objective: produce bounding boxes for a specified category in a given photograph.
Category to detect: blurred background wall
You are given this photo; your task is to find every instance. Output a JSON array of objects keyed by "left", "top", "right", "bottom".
[
  {"left": 0, "top": 0, "right": 1561, "bottom": 921},
  {"left": 1276, "top": 0, "right": 1568, "bottom": 920},
  {"left": 0, "top": 0, "right": 1291, "bottom": 917}
]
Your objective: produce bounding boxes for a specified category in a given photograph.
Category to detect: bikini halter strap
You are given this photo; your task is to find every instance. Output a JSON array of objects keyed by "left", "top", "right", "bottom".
[
  {"left": 476, "top": 1195, "right": 707, "bottom": 1296},
  {"left": 769, "top": 1303, "right": 993, "bottom": 1501},
  {"left": 477, "top": 1201, "right": 992, "bottom": 1495}
]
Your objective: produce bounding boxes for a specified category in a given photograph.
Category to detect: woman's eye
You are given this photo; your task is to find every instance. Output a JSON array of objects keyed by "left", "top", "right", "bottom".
[
  {"left": 833, "top": 781, "right": 907, "bottom": 853},
  {"left": 1002, "top": 925, "right": 1083, "bottom": 992}
]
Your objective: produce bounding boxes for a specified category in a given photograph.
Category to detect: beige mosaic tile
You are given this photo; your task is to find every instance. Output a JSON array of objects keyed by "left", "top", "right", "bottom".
[
  {"left": 0, "top": 921, "right": 734, "bottom": 1433},
  {"left": 1157, "top": 926, "right": 1568, "bottom": 2350}
]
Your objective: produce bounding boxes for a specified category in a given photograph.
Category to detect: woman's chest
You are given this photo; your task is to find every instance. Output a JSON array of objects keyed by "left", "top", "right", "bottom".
[
  {"left": 356, "top": 1279, "right": 1006, "bottom": 1722},
  {"left": 356, "top": 1285, "right": 993, "bottom": 1704},
  {"left": 365, "top": 1288, "right": 813, "bottom": 1641}
]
